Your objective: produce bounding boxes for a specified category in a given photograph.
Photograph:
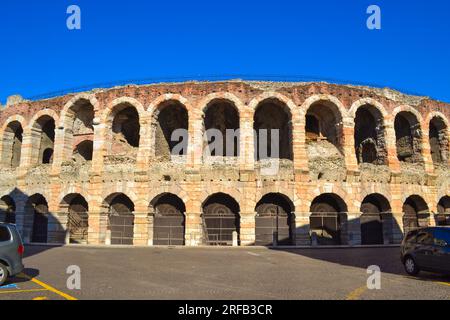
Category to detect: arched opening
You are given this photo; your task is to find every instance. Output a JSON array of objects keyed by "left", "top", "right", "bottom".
[
  {"left": 64, "top": 99, "right": 94, "bottom": 163},
  {"left": 254, "top": 99, "right": 292, "bottom": 161},
  {"left": 0, "top": 196, "right": 15, "bottom": 223},
  {"left": 106, "top": 193, "right": 135, "bottom": 245},
  {"left": 306, "top": 101, "right": 345, "bottom": 180},
  {"left": 402, "top": 195, "right": 429, "bottom": 235},
  {"left": 202, "top": 193, "right": 240, "bottom": 246},
  {"left": 255, "top": 193, "right": 295, "bottom": 246},
  {"left": 310, "top": 193, "right": 348, "bottom": 245},
  {"left": 74, "top": 140, "right": 93, "bottom": 162},
  {"left": 153, "top": 100, "right": 188, "bottom": 160},
  {"left": 151, "top": 193, "right": 186, "bottom": 245},
  {"left": 204, "top": 99, "right": 239, "bottom": 157},
  {"left": 394, "top": 112, "right": 423, "bottom": 163},
  {"left": 32, "top": 116, "right": 55, "bottom": 165},
  {"left": 429, "top": 116, "right": 448, "bottom": 165},
  {"left": 62, "top": 194, "right": 89, "bottom": 244},
  {"left": 360, "top": 194, "right": 391, "bottom": 245},
  {"left": 27, "top": 194, "right": 49, "bottom": 243},
  {"left": 354, "top": 105, "right": 387, "bottom": 165},
  {"left": 2, "top": 121, "right": 23, "bottom": 168},
  {"left": 437, "top": 196, "right": 450, "bottom": 226},
  {"left": 107, "top": 103, "right": 140, "bottom": 159}
]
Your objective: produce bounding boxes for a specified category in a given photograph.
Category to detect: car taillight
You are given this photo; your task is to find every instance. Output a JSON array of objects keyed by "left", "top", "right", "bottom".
[{"left": 18, "top": 245, "right": 24, "bottom": 255}]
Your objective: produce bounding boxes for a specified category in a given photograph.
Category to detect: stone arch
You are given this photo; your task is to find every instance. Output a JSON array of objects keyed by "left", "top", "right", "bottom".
[
  {"left": 1, "top": 119, "right": 24, "bottom": 168},
  {"left": 360, "top": 193, "right": 392, "bottom": 245},
  {"left": 436, "top": 195, "right": 450, "bottom": 226},
  {"left": 104, "top": 193, "right": 135, "bottom": 245},
  {"left": 150, "top": 97, "right": 189, "bottom": 160},
  {"left": 60, "top": 193, "right": 89, "bottom": 244},
  {"left": 103, "top": 98, "right": 144, "bottom": 159},
  {"left": 253, "top": 97, "right": 293, "bottom": 161},
  {"left": 29, "top": 112, "right": 58, "bottom": 165},
  {"left": 59, "top": 95, "right": 96, "bottom": 164},
  {"left": 402, "top": 195, "right": 430, "bottom": 235},
  {"left": 349, "top": 98, "right": 388, "bottom": 118},
  {"left": 255, "top": 193, "right": 295, "bottom": 246},
  {"left": 393, "top": 108, "right": 424, "bottom": 163},
  {"left": 202, "top": 192, "right": 240, "bottom": 246},
  {"left": 309, "top": 193, "right": 348, "bottom": 245},
  {"left": 428, "top": 114, "right": 449, "bottom": 165},
  {"left": 150, "top": 193, "right": 186, "bottom": 245},
  {"left": 0, "top": 195, "right": 16, "bottom": 223},
  {"left": 353, "top": 103, "right": 388, "bottom": 165},
  {"left": 203, "top": 97, "right": 240, "bottom": 158}
]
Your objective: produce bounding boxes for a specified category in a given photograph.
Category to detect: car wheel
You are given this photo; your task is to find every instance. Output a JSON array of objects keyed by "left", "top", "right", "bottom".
[
  {"left": 404, "top": 256, "right": 420, "bottom": 276},
  {"left": 0, "top": 263, "right": 8, "bottom": 286}
]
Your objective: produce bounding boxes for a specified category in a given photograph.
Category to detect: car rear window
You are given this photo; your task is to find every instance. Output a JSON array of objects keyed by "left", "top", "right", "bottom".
[
  {"left": 433, "top": 229, "right": 450, "bottom": 245},
  {"left": 0, "top": 226, "right": 12, "bottom": 242}
]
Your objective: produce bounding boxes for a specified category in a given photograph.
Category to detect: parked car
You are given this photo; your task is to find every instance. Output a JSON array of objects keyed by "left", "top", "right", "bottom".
[
  {"left": 0, "top": 223, "right": 24, "bottom": 286},
  {"left": 401, "top": 227, "right": 450, "bottom": 276}
]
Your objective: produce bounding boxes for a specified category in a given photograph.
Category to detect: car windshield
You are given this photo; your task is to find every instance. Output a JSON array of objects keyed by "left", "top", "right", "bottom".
[{"left": 433, "top": 229, "right": 450, "bottom": 246}]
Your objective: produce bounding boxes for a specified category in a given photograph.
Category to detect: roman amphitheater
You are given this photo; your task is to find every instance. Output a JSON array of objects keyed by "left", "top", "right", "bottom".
[{"left": 0, "top": 80, "right": 448, "bottom": 247}]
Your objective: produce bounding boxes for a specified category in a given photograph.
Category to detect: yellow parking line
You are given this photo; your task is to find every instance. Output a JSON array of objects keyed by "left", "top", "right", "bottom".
[
  {"left": 346, "top": 285, "right": 367, "bottom": 300},
  {"left": 437, "top": 282, "right": 450, "bottom": 287},
  {"left": 0, "top": 289, "right": 48, "bottom": 295},
  {"left": 18, "top": 273, "right": 78, "bottom": 300}
]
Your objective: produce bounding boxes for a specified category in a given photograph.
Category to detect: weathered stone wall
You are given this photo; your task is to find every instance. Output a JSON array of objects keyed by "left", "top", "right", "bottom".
[{"left": 0, "top": 81, "right": 448, "bottom": 246}]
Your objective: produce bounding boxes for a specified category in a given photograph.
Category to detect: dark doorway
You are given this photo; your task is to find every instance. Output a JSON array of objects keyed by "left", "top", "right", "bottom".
[
  {"left": 107, "top": 194, "right": 135, "bottom": 245},
  {"left": 360, "top": 194, "right": 390, "bottom": 245},
  {"left": 255, "top": 193, "right": 294, "bottom": 246},
  {"left": 0, "top": 196, "right": 16, "bottom": 223},
  {"left": 29, "top": 194, "right": 49, "bottom": 243},
  {"left": 310, "top": 194, "right": 347, "bottom": 245},
  {"left": 152, "top": 194, "right": 186, "bottom": 245},
  {"left": 437, "top": 196, "right": 450, "bottom": 226},
  {"left": 402, "top": 195, "right": 429, "bottom": 235},
  {"left": 65, "top": 194, "right": 89, "bottom": 244},
  {"left": 202, "top": 193, "right": 240, "bottom": 246}
]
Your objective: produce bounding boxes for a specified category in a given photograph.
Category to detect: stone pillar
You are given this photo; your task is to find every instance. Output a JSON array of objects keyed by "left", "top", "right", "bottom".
[
  {"left": 133, "top": 212, "right": 149, "bottom": 246},
  {"left": 420, "top": 123, "right": 434, "bottom": 173},
  {"left": 293, "top": 117, "right": 308, "bottom": 172},
  {"left": 240, "top": 212, "right": 256, "bottom": 246},
  {"left": 50, "top": 127, "right": 66, "bottom": 175},
  {"left": 295, "top": 212, "right": 311, "bottom": 246},
  {"left": 136, "top": 116, "right": 152, "bottom": 171},
  {"left": 342, "top": 119, "right": 358, "bottom": 172},
  {"left": 185, "top": 212, "right": 202, "bottom": 246},
  {"left": 385, "top": 119, "right": 401, "bottom": 172},
  {"left": 391, "top": 212, "right": 404, "bottom": 244},
  {"left": 91, "top": 119, "right": 105, "bottom": 174},
  {"left": 87, "top": 211, "right": 108, "bottom": 245},
  {"left": 19, "top": 128, "right": 37, "bottom": 168},
  {"left": 239, "top": 109, "right": 255, "bottom": 171}
]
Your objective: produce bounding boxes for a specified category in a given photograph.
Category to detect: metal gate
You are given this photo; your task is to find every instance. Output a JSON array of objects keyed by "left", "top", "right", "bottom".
[
  {"left": 436, "top": 214, "right": 450, "bottom": 226},
  {"left": 255, "top": 210, "right": 292, "bottom": 246},
  {"left": 153, "top": 215, "right": 185, "bottom": 245},
  {"left": 32, "top": 211, "right": 48, "bottom": 243},
  {"left": 360, "top": 213, "right": 383, "bottom": 245},
  {"left": 68, "top": 211, "right": 89, "bottom": 244},
  {"left": 203, "top": 214, "right": 239, "bottom": 246},
  {"left": 109, "top": 213, "right": 134, "bottom": 245},
  {"left": 310, "top": 213, "right": 341, "bottom": 245}
]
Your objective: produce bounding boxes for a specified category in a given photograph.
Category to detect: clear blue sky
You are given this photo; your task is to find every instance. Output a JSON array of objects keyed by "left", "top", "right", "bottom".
[{"left": 1, "top": 0, "right": 449, "bottom": 104}]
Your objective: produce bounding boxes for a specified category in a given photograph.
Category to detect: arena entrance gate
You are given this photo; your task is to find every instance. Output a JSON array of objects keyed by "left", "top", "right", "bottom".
[
  {"left": 30, "top": 195, "right": 49, "bottom": 243},
  {"left": 107, "top": 194, "right": 135, "bottom": 245},
  {"left": 67, "top": 195, "right": 89, "bottom": 244},
  {"left": 402, "top": 196, "right": 429, "bottom": 236},
  {"left": 153, "top": 194, "right": 186, "bottom": 245},
  {"left": 202, "top": 193, "right": 240, "bottom": 246},
  {"left": 255, "top": 194, "right": 294, "bottom": 246}
]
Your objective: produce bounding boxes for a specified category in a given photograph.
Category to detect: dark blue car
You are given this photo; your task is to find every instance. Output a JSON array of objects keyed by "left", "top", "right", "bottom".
[{"left": 401, "top": 227, "right": 450, "bottom": 276}]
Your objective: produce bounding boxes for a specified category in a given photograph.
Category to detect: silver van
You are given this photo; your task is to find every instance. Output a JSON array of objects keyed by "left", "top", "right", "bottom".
[{"left": 0, "top": 223, "right": 24, "bottom": 286}]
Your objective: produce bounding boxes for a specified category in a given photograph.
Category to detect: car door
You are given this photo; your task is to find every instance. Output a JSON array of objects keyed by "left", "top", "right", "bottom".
[
  {"left": 431, "top": 228, "right": 450, "bottom": 273},
  {"left": 414, "top": 230, "right": 435, "bottom": 270}
]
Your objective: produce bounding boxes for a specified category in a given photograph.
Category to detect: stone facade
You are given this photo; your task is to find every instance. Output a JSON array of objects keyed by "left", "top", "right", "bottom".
[{"left": 0, "top": 81, "right": 449, "bottom": 246}]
